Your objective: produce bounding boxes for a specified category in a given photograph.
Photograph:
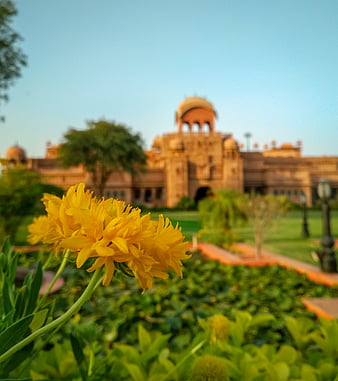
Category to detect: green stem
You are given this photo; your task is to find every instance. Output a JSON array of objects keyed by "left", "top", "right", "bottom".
[
  {"left": 41, "top": 249, "right": 53, "bottom": 270},
  {"left": 161, "top": 339, "right": 206, "bottom": 381},
  {"left": 36, "top": 250, "right": 71, "bottom": 311},
  {"left": 0, "top": 268, "right": 102, "bottom": 365}
]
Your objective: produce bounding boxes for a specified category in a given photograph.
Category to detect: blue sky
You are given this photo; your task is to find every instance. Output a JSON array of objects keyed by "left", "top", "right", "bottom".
[{"left": 1, "top": 0, "right": 338, "bottom": 158}]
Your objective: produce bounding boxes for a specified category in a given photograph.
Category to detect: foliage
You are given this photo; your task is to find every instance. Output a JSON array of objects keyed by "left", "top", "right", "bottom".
[
  {"left": 175, "top": 196, "right": 196, "bottom": 210},
  {"left": 0, "top": 238, "right": 44, "bottom": 378},
  {"left": 23, "top": 308, "right": 338, "bottom": 380},
  {"left": 242, "top": 194, "right": 290, "bottom": 258},
  {"left": 1, "top": 237, "right": 338, "bottom": 379},
  {"left": 58, "top": 120, "right": 147, "bottom": 196},
  {"left": 0, "top": 0, "right": 27, "bottom": 114},
  {"left": 50, "top": 253, "right": 337, "bottom": 351},
  {"left": 198, "top": 189, "right": 246, "bottom": 247},
  {"left": 0, "top": 167, "right": 64, "bottom": 239}
]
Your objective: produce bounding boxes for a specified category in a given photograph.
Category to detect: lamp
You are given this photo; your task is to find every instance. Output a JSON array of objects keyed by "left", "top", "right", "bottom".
[
  {"left": 316, "top": 179, "right": 337, "bottom": 272},
  {"left": 317, "top": 178, "right": 331, "bottom": 200}
]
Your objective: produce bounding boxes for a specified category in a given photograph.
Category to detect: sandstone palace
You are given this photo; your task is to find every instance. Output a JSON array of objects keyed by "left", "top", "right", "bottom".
[{"left": 5, "top": 97, "right": 338, "bottom": 207}]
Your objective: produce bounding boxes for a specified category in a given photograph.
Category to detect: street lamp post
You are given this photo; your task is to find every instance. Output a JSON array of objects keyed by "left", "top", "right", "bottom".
[
  {"left": 316, "top": 179, "right": 337, "bottom": 272},
  {"left": 244, "top": 132, "right": 252, "bottom": 152},
  {"left": 300, "top": 193, "right": 309, "bottom": 238}
]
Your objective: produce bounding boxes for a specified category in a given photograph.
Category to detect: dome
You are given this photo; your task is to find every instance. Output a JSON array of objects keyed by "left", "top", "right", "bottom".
[
  {"left": 6, "top": 144, "right": 27, "bottom": 163},
  {"left": 169, "top": 138, "right": 185, "bottom": 151},
  {"left": 176, "top": 96, "right": 216, "bottom": 119},
  {"left": 152, "top": 136, "right": 163, "bottom": 149},
  {"left": 224, "top": 136, "right": 239, "bottom": 151}
]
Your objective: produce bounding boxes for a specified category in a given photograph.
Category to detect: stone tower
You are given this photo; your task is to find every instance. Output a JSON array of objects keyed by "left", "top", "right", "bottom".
[{"left": 150, "top": 96, "right": 243, "bottom": 207}]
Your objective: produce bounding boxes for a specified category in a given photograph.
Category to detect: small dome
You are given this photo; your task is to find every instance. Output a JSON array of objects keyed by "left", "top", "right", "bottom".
[
  {"left": 152, "top": 136, "right": 162, "bottom": 149},
  {"left": 176, "top": 96, "right": 216, "bottom": 119},
  {"left": 224, "top": 136, "right": 239, "bottom": 150},
  {"left": 6, "top": 144, "right": 27, "bottom": 163},
  {"left": 169, "top": 138, "right": 185, "bottom": 151}
]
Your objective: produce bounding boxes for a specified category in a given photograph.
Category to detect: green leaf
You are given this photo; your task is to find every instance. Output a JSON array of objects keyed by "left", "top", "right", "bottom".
[
  {"left": 222, "top": 358, "right": 241, "bottom": 379},
  {"left": 249, "top": 313, "right": 275, "bottom": 328},
  {"left": 0, "top": 314, "right": 34, "bottom": 355},
  {"left": 1, "top": 237, "right": 14, "bottom": 259},
  {"left": 1, "top": 279, "right": 14, "bottom": 317},
  {"left": 318, "top": 362, "right": 336, "bottom": 380},
  {"left": 13, "top": 286, "right": 28, "bottom": 321},
  {"left": 140, "top": 333, "right": 171, "bottom": 365},
  {"left": 274, "top": 345, "right": 297, "bottom": 364},
  {"left": 29, "top": 369, "right": 49, "bottom": 380},
  {"left": 29, "top": 309, "right": 48, "bottom": 332},
  {"left": 70, "top": 333, "right": 88, "bottom": 381},
  {"left": 138, "top": 325, "right": 151, "bottom": 352},
  {"left": 158, "top": 358, "right": 176, "bottom": 373},
  {"left": 115, "top": 344, "right": 139, "bottom": 361},
  {"left": 273, "top": 362, "right": 290, "bottom": 381},
  {"left": 300, "top": 364, "right": 318, "bottom": 381},
  {"left": 124, "top": 363, "right": 146, "bottom": 381},
  {"left": 1, "top": 341, "right": 34, "bottom": 377},
  {"left": 26, "top": 262, "right": 43, "bottom": 314}
]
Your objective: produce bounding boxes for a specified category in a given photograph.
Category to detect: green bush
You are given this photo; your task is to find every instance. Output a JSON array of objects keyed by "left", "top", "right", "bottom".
[{"left": 2, "top": 242, "right": 338, "bottom": 380}]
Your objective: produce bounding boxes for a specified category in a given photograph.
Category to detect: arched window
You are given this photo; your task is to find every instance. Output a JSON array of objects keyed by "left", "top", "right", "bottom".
[
  {"left": 182, "top": 122, "right": 190, "bottom": 132},
  {"left": 203, "top": 122, "right": 210, "bottom": 132},
  {"left": 192, "top": 122, "right": 200, "bottom": 132}
]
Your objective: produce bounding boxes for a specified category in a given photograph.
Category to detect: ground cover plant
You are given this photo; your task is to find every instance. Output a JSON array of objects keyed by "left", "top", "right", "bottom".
[{"left": 3, "top": 244, "right": 338, "bottom": 380}]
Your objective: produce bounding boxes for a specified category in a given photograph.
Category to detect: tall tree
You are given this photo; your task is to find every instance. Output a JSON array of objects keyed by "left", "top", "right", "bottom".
[
  {"left": 58, "top": 120, "right": 147, "bottom": 196},
  {"left": 0, "top": 0, "right": 27, "bottom": 114}
]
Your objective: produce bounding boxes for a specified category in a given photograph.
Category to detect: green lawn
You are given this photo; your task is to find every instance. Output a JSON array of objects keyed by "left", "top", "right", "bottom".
[
  {"left": 234, "top": 209, "right": 338, "bottom": 264},
  {"left": 151, "top": 209, "right": 338, "bottom": 265},
  {"left": 13, "top": 209, "right": 338, "bottom": 266}
]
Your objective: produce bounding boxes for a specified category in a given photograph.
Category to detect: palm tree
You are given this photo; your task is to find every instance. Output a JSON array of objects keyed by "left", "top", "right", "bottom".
[{"left": 198, "top": 189, "right": 246, "bottom": 246}]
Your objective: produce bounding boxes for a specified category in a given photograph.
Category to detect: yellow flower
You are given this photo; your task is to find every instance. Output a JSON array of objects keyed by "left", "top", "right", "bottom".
[
  {"left": 207, "top": 314, "right": 230, "bottom": 344},
  {"left": 28, "top": 183, "right": 190, "bottom": 290},
  {"left": 28, "top": 215, "right": 50, "bottom": 245}
]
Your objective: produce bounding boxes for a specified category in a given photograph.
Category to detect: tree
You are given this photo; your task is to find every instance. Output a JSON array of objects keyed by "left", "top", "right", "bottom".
[
  {"left": 175, "top": 195, "right": 196, "bottom": 210},
  {"left": 0, "top": 0, "right": 27, "bottom": 113},
  {"left": 198, "top": 189, "right": 246, "bottom": 247},
  {"left": 58, "top": 120, "right": 147, "bottom": 196},
  {"left": 0, "top": 167, "right": 64, "bottom": 240},
  {"left": 242, "top": 194, "right": 289, "bottom": 258}
]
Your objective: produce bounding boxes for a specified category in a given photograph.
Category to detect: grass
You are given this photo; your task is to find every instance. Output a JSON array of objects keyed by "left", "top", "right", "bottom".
[
  {"left": 234, "top": 209, "right": 338, "bottom": 264},
  {"left": 12, "top": 209, "right": 338, "bottom": 266},
  {"left": 152, "top": 209, "right": 338, "bottom": 265}
]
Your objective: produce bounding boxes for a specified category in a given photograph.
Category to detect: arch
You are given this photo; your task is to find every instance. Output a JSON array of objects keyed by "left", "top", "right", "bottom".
[
  {"left": 203, "top": 122, "right": 211, "bottom": 132},
  {"left": 194, "top": 186, "right": 211, "bottom": 204},
  {"left": 182, "top": 122, "right": 190, "bottom": 132},
  {"left": 176, "top": 96, "right": 217, "bottom": 134},
  {"left": 192, "top": 122, "right": 200, "bottom": 132}
]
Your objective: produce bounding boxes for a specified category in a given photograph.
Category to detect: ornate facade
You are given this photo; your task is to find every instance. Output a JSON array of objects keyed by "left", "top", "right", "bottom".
[{"left": 5, "top": 97, "right": 338, "bottom": 206}]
